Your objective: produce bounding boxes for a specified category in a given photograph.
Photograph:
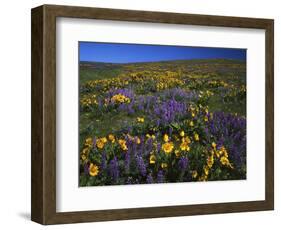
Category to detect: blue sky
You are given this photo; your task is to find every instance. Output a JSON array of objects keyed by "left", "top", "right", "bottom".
[{"left": 79, "top": 42, "right": 246, "bottom": 63}]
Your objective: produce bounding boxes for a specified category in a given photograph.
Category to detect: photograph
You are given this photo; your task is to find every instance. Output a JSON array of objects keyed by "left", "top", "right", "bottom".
[{"left": 79, "top": 42, "right": 247, "bottom": 186}]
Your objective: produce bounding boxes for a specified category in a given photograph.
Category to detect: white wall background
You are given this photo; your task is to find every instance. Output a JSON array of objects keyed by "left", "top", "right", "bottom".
[{"left": 0, "top": 0, "right": 279, "bottom": 229}]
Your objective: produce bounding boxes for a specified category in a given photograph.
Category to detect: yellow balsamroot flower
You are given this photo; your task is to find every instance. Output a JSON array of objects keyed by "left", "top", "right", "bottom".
[
  {"left": 149, "top": 154, "right": 156, "bottom": 164},
  {"left": 180, "top": 141, "right": 190, "bottom": 151},
  {"left": 89, "top": 163, "right": 99, "bottom": 177},
  {"left": 203, "top": 165, "right": 209, "bottom": 176},
  {"left": 220, "top": 156, "right": 234, "bottom": 169},
  {"left": 151, "top": 134, "right": 156, "bottom": 140},
  {"left": 84, "top": 137, "right": 93, "bottom": 147},
  {"left": 220, "top": 156, "right": 230, "bottom": 165},
  {"left": 194, "top": 133, "right": 200, "bottom": 141},
  {"left": 101, "top": 137, "right": 107, "bottom": 143},
  {"left": 216, "top": 149, "right": 223, "bottom": 158},
  {"left": 162, "top": 142, "right": 174, "bottom": 154},
  {"left": 190, "top": 106, "right": 196, "bottom": 112},
  {"left": 180, "top": 130, "right": 185, "bottom": 137},
  {"left": 81, "top": 154, "right": 87, "bottom": 161},
  {"left": 80, "top": 94, "right": 98, "bottom": 107},
  {"left": 220, "top": 146, "right": 228, "bottom": 157},
  {"left": 96, "top": 138, "right": 105, "bottom": 149},
  {"left": 135, "top": 137, "right": 141, "bottom": 144},
  {"left": 211, "top": 142, "right": 217, "bottom": 149},
  {"left": 161, "top": 163, "right": 168, "bottom": 169},
  {"left": 163, "top": 134, "right": 169, "bottom": 142},
  {"left": 118, "top": 139, "right": 126, "bottom": 145},
  {"left": 111, "top": 94, "right": 131, "bottom": 104},
  {"left": 118, "top": 139, "right": 128, "bottom": 151},
  {"left": 191, "top": 112, "right": 196, "bottom": 117},
  {"left": 108, "top": 134, "right": 115, "bottom": 143},
  {"left": 207, "top": 155, "right": 214, "bottom": 168},
  {"left": 174, "top": 149, "right": 181, "bottom": 157},
  {"left": 192, "top": 170, "right": 198, "bottom": 178},
  {"left": 137, "top": 117, "right": 145, "bottom": 123},
  {"left": 82, "top": 147, "right": 90, "bottom": 155},
  {"left": 204, "top": 116, "right": 208, "bottom": 122},
  {"left": 189, "top": 121, "right": 194, "bottom": 127},
  {"left": 182, "top": 136, "right": 191, "bottom": 144},
  {"left": 180, "top": 136, "right": 191, "bottom": 151}
]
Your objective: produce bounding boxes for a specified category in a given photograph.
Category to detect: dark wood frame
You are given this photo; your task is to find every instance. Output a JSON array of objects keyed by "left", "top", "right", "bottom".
[{"left": 31, "top": 4, "right": 274, "bottom": 225}]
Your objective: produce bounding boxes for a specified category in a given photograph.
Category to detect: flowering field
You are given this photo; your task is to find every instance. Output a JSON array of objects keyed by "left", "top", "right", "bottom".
[{"left": 79, "top": 59, "right": 246, "bottom": 186}]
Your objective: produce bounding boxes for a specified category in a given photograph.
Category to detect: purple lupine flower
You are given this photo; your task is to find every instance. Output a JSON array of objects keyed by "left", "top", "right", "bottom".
[
  {"left": 178, "top": 157, "right": 189, "bottom": 171},
  {"left": 146, "top": 138, "right": 153, "bottom": 155},
  {"left": 160, "top": 88, "right": 198, "bottom": 102},
  {"left": 124, "top": 152, "right": 130, "bottom": 173},
  {"left": 152, "top": 99, "right": 187, "bottom": 125},
  {"left": 84, "top": 163, "right": 89, "bottom": 175},
  {"left": 136, "top": 155, "right": 146, "bottom": 177},
  {"left": 107, "top": 88, "right": 134, "bottom": 100},
  {"left": 208, "top": 112, "right": 246, "bottom": 167},
  {"left": 108, "top": 156, "right": 119, "bottom": 182},
  {"left": 146, "top": 173, "right": 153, "bottom": 184},
  {"left": 157, "top": 170, "right": 164, "bottom": 183}
]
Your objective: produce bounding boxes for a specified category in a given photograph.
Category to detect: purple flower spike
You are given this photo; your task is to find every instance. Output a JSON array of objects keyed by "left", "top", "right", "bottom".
[
  {"left": 146, "top": 173, "right": 153, "bottom": 184},
  {"left": 178, "top": 157, "right": 189, "bottom": 171},
  {"left": 136, "top": 155, "right": 146, "bottom": 177},
  {"left": 157, "top": 170, "right": 164, "bottom": 183},
  {"left": 109, "top": 156, "right": 119, "bottom": 182}
]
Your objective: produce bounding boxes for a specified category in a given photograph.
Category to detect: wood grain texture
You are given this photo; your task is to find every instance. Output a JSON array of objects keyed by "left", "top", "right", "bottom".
[
  {"left": 31, "top": 4, "right": 274, "bottom": 225},
  {"left": 31, "top": 6, "right": 44, "bottom": 224}
]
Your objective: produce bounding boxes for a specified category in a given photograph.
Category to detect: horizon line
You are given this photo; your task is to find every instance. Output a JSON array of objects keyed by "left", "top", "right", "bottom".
[{"left": 79, "top": 57, "right": 246, "bottom": 65}]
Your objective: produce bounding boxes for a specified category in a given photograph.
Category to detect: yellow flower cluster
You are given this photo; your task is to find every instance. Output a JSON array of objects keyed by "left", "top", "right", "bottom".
[
  {"left": 84, "top": 77, "right": 129, "bottom": 92},
  {"left": 80, "top": 137, "right": 93, "bottom": 163},
  {"left": 108, "top": 134, "right": 115, "bottom": 143},
  {"left": 214, "top": 145, "right": 234, "bottom": 169},
  {"left": 198, "top": 142, "right": 234, "bottom": 181},
  {"left": 83, "top": 70, "right": 184, "bottom": 94},
  {"left": 155, "top": 76, "right": 184, "bottom": 91},
  {"left": 111, "top": 94, "right": 131, "bottom": 104},
  {"left": 80, "top": 94, "right": 98, "bottom": 107},
  {"left": 118, "top": 139, "right": 128, "bottom": 151},
  {"left": 137, "top": 117, "right": 145, "bottom": 123},
  {"left": 180, "top": 136, "right": 191, "bottom": 151},
  {"left": 96, "top": 137, "right": 107, "bottom": 149},
  {"left": 208, "top": 80, "right": 228, "bottom": 88},
  {"left": 146, "top": 133, "right": 156, "bottom": 140}
]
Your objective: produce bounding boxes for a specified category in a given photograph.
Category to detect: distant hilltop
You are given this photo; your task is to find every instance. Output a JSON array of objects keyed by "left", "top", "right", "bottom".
[{"left": 80, "top": 58, "right": 245, "bottom": 67}]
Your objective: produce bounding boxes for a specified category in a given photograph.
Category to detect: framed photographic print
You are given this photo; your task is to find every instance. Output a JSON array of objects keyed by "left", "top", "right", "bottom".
[{"left": 31, "top": 4, "right": 274, "bottom": 225}]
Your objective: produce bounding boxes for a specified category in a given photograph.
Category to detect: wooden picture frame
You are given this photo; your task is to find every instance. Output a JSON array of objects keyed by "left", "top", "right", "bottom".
[{"left": 31, "top": 4, "right": 274, "bottom": 225}]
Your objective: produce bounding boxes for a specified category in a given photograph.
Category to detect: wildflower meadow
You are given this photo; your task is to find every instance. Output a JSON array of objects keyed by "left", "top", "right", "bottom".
[{"left": 79, "top": 43, "right": 246, "bottom": 186}]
